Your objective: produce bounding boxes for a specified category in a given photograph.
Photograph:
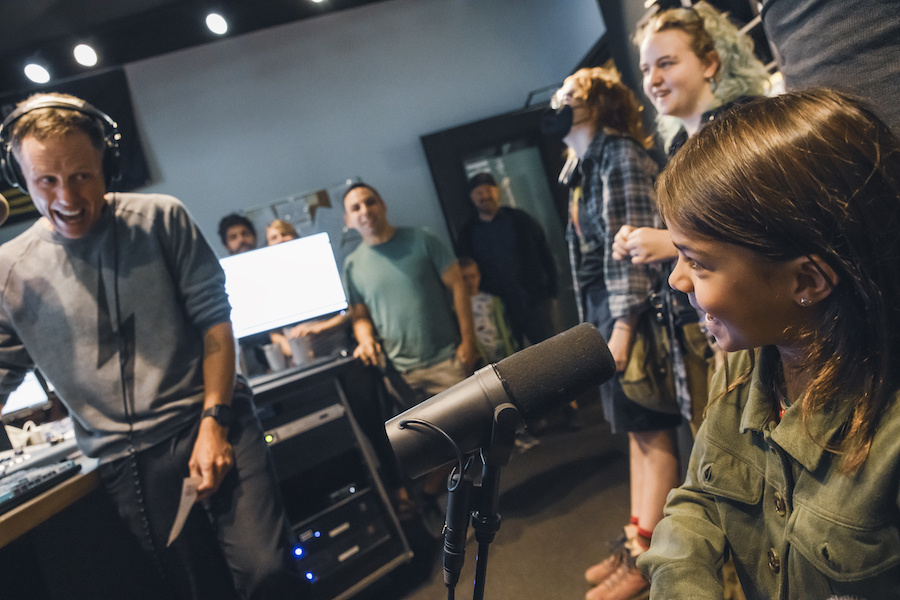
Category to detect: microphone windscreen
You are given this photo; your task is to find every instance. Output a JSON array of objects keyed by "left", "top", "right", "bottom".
[{"left": 494, "top": 323, "right": 615, "bottom": 417}]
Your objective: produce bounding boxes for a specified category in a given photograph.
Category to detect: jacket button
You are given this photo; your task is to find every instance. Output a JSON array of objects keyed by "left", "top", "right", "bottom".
[
  {"left": 774, "top": 493, "right": 786, "bottom": 516},
  {"left": 767, "top": 548, "right": 780, "bottom": 573}
]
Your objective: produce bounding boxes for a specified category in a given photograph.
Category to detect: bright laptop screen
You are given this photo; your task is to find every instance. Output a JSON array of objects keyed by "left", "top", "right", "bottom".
[
  {"left": 1, "top": 371, "right": 50, "bottom": 416},
  {"left": 220, "top": 232, "right": 348, "bottom": 339}
]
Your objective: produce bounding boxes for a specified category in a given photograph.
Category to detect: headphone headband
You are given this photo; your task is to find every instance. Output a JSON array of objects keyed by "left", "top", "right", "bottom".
[{"left": 0, "top": 95, "right": 122, "bottom": 193}]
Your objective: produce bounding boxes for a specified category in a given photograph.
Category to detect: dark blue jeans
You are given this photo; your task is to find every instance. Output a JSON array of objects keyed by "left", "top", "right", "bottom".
[{"left": 98, "top": 397, "right": 307, "bottom": 600}]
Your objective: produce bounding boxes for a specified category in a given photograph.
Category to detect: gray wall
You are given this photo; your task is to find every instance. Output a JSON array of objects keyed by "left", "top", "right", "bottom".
[{"left": 114, "top": 0, "right": 605, "bottom": 254}]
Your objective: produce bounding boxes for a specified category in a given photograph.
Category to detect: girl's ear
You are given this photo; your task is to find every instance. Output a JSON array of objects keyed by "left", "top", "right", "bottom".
[
  {"left": 791, "top": 255, "right": 839, "bottom": 307},
  {"left": 703, "top": 50, "right": 720, "bottom": 81}
]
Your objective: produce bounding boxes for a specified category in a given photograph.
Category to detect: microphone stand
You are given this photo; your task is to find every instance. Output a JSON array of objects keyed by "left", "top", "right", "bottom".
[{"left": 469, "top": 402, "right": 520, "bottom": 600}]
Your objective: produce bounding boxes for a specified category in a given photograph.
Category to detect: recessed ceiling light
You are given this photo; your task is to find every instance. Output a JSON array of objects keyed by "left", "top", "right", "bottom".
[
  {"left": 24, "top": 63, "right": 50, "bottom": 84},
  {"left": 73, "top": 44, "right": 98, "bottom": 67},
  {"left": 206, "top": 13, "right": 228, "bottom": 35},
  {"left": 311, "top": 0, "right": 326, "bottom": 3}
]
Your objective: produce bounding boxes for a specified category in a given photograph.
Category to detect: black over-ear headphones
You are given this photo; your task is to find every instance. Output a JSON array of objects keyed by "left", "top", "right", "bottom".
[{"left": 0, "top": 95, "right": 122, "bottom": 192}]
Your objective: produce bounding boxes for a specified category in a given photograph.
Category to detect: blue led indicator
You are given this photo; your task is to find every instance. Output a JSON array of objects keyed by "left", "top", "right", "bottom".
[
  {"left": 314, "top": 531, "right": 321, "bottom": 538},
  {"left": 306, "top": 572, "right": 314, "bottom": 581},
  {"left": 349, "top": 487, "right": 356, "bottom": 493},
  {"left": 293, "top": 546, "right": 304, "bottom": 557}
]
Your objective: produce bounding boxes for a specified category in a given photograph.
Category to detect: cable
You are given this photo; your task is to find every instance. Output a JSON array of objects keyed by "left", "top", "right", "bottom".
[
  {"left": 397, "top": 418, "right": 467, "bottom": 491},
  {"left": 398, "top": 418, "right": 475, "bottom": 596}
]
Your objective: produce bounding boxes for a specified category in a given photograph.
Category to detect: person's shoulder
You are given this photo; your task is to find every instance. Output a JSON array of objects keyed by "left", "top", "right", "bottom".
[
  {"left": 707, "top": 96, "right": 760, "bottom": 123},
  {"left": 876, "top": 387, "right": 900, "bottom": 440},
  {"left": 114, "top": 192, "right": 183, "bottom": 209},
  {"left": 707, "top": 349, "right": 755, "bottom": 413},
  {"left": 406, "top": 225, "right": 432, "bottom": 237},
  {"left": 0, "top": 222, "right": 44, "bottom": 262},
  {"left": 606, "top": 133, "right": 651, "bottom": 156},
  {"left": 0, "top": 223, "right": 51, "bottom": 289},
  {"left": 599, "top": 133, "right": 652, "bottom": 164},
  {"left": 344, "top": 240, "right": 368, "bottom": 263},
  {"left": 406, "top": 226, "right": 443, "bottom": 246},
  {"left": 505, "top": 206, "right": 537, "bottom": 222},
  {"left": 710, "top": 348, "right": 754, "bottom": 389},
  {"left": 113, "top": 192, "right": 188, "bottom": 220}
]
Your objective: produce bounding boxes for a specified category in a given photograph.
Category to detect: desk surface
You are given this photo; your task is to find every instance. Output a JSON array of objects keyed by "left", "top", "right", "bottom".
[
  {"left": 0, "top": 457, "right": 99, "bottom": 549},
  {"left": 0, "top": 355, "right": 359, "bottom": 550},
  {"left": 249, "top": 355, "right": 356, "bottom": 395}
]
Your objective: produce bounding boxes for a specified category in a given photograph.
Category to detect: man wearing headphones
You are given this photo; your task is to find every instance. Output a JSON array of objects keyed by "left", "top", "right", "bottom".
[{"left": 0, "top": 93, "right": 303, "bottom": 599}]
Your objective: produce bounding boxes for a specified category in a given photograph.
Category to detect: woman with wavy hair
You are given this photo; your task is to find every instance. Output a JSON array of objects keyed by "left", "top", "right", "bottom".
[
  {"left": 599, "top": 5, "right": 771, "bottom": 599},
  {"left": 614, "top": 2, "right": 770, "bottom": 265},
  {"left": 550, "top": 66, "right": 680, "bottom": 600}
]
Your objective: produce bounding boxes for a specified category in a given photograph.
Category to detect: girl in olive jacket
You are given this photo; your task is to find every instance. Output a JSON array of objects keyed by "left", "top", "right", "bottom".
[{"left": 637, "top": 90, "right": 900, "bottom": 599}]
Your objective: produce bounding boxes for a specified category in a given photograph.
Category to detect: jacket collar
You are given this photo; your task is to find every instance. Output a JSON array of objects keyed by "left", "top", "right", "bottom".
[{"left": 739, "top": 346, "right": 853, "bottom": 472}]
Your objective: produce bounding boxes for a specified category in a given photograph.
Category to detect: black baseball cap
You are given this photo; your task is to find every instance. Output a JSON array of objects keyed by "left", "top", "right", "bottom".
[{"left": 467, "top": 172, "right": 497, "bottom": 192}]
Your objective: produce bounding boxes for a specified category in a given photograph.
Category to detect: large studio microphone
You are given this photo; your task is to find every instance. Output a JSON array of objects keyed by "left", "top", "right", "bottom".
[{"left": 385, "top": 323, "right": 616, "bottom": 479}]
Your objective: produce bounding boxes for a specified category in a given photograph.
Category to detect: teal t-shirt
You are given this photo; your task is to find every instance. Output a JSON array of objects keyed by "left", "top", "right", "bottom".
[{"left": 343, "top": 227, "right": 459, "bottom": 372}]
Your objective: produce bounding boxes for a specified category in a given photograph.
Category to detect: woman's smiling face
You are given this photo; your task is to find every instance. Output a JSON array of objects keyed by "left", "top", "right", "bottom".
[
  {"left": 666, "top": 222, "right": 804, "bottom": 353},
  {"left": 640, "top": 29, "right": 718, "bottom": 121}
]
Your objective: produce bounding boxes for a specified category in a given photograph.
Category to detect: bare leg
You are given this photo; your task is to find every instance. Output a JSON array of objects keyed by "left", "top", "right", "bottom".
[
  {"left": 631, "top": 428, "right": 679, "bottom": 533},
  {"left": 628, "top": 433, "right": 642, "bottom": 522}
]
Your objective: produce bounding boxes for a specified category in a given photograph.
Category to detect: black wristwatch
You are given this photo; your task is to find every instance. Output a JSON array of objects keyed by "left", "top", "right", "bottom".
[{"left": 201, "top": 404, "right": 235, "bottom": 428}]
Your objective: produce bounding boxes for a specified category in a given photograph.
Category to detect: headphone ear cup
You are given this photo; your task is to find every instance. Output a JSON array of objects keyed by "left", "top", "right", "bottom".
[{"left": 0, "top": 142, "right": 27, "bottom": 192}]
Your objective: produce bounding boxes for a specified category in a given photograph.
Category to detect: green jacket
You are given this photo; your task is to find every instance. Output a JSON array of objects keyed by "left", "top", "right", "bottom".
[{"left": 638, "top": 347, "right": 900, "bottom": 600}]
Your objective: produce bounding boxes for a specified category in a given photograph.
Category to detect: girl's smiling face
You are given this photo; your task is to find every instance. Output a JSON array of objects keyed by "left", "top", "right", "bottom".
[
  {"left": 666, "top": 223, "right": 807, "bottom": 353},
  {"left": 640, "top": 29, "right": 718, "bottom": 121}
]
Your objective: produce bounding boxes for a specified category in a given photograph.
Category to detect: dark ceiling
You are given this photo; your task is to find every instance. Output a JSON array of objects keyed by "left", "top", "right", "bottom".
[{"left": 0, "top": 0, "right": 390, "bottom": 95}]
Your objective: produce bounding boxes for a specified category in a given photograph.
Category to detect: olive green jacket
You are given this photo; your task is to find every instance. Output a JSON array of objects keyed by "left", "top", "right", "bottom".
[{"left": 638, "top": 347, "right": 900, "bottom": 600}]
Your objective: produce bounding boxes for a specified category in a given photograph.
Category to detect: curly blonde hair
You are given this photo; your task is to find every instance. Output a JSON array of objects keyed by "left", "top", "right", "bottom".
[
  {"left": 556, "top": 67, "right": 653, "bottom": 149},
  {"left": 636, "top": 2, "right": 770, "bottom": 147}
]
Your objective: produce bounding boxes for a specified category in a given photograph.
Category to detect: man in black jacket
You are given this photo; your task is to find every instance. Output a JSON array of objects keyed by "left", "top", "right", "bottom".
[{"left": 458, "top": 173, "right": 558, "bottom": 346}]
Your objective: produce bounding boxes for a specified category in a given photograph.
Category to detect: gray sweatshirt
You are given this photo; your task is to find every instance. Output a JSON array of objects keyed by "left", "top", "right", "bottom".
[{"left": 0, "top": 193, "right": 231, "bottom": 462}]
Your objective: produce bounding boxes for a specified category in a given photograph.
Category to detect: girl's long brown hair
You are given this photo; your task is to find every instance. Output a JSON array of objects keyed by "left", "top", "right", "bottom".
[{"left": 658, "top": 90, "right": 900, "bottom": 472}]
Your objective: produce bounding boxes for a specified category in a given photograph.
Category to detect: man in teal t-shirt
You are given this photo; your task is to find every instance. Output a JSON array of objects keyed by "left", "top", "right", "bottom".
[{"left": 342, "top": 183, "right": 477, "bottom": 399}]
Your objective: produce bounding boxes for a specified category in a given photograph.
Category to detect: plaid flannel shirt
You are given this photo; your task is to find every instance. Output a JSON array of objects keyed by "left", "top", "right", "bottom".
[{"left": 566, "top": 132, "right": 659, "bottom": 321}]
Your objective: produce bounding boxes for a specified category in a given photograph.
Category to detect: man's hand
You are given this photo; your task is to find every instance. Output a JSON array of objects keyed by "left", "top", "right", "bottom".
[
  {"left": 456, "top": 339, "right": 479, "bottom": 374},
  {"left": 442, "top": 262, "right": 479, "bottom": 375},
  {"left": 290, "top": 321, "right": 323, "bottom": 337},
  {"left": 189, "top": 418, "right": 234, "bottom": 503},
  {"left": 612, "top": 226, "right": 678, "bottom": 265},
  {"left": 353, "top": 337, "right": 382, "bottom": 366},
  {"left": 194, "top": 322, "right": 237, "bottom": 503},
  {"left": 349, "top": 303, "right": 382, "bottom": 366}
]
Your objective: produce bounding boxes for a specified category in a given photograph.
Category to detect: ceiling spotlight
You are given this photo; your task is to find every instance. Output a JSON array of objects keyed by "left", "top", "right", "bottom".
[
  {"left": 24, "top": 63, "right": 51, "bottom": 84},
  {"left": 74, "top": 44, "right": 98, "bottom": 67},
  {"left": 311, "top": 0, "right": 326, "bottom": 3},
  {"left": 206, "top": 13, "right": 228, "bottom": 35}
]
